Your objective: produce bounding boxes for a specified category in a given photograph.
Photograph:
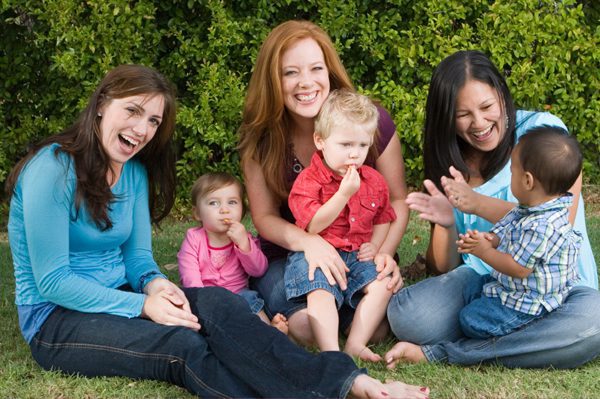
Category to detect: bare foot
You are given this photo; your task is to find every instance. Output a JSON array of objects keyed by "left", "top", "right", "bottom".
[
  {"left": 270, "top": 313, "right": 289, "bottom": 335},
  {"left": 345, "top": 343, "right": 382, "bottom": 363},
  {"left": 349, "top": 374, "right": 430, "bottom": 399},
  {"left": 384, "top": 341, "right": 426, "bottom": 369}
]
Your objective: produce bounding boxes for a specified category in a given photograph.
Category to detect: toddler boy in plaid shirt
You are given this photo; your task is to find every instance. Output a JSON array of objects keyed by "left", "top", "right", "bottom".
[{"left": 456, "top": 126, "right": 582, "bottom": 338}]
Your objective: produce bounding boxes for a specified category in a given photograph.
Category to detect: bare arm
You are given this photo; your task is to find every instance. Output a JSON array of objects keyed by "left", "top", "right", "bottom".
[
  {"left": 307, "top": 166, "right": 358, "bottom": 234},
  {"left": 375, "top": 134, "right": 409, "bottom": 256},
  {"left": 406, "top": 179, "right": 461, "bottom": 274},
  {"left": 370, "top": 222, "right": 390, "bottom": 250}
]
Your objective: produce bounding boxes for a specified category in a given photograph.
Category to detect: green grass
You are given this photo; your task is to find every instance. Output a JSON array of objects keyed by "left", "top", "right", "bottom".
[{"left": 1, "top": 197, "right": 600, "bottom": 398}]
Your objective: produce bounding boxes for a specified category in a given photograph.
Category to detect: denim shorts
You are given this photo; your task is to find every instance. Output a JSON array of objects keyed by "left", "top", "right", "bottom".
[
  {"left": 237, "top": 288, "right": 265, "bottom": 315},
  {"left": 284, "top": 250, "right": 377, "bottom": 309}
]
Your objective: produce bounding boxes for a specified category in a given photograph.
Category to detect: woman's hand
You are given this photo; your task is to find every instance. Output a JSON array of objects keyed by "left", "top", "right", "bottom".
[
  {"left": 142, "top": 278, "right": 201, "bottom": 331},
  {"left": 303, "top": 234, "right": 349, "bottom": 290},
  {"left": 406, "top": 179, "right": 455, "bottom": 228},
  {"left": 441, "top": 166, "right": 482, "bottom": 214},
  {"left": 373, "top": 253, "right": 404, "bottom": 292}
]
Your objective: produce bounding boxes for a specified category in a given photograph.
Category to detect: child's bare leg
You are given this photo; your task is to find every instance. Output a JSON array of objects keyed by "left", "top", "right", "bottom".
[
  {"left": 307, "top": 289, "right": 339, "bottom": 351},
  {"left": 384, "top": 341, "right": 427, "bottom": 369},
  {"left": 270, "top": 313, "right": 289, "bottom": 335},
  {"left": 344, "top": 277, "right": 392, "bottom": 362}
]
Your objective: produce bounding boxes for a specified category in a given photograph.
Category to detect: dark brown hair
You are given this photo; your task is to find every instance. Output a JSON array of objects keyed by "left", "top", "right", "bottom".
[{"left": 5, "top": 65, "right": 177, "bottom": 229}]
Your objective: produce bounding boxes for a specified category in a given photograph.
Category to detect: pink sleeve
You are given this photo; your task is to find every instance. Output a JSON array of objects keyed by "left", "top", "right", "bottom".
[
  {"left": 288, "top": 173, "right": 323, "bottom": 230},
  {"left": 235, "top": 233, "right": 268, "bottom": 277},
  {"left": 177, "top": 228, "right": 205, "bottom": 288}
]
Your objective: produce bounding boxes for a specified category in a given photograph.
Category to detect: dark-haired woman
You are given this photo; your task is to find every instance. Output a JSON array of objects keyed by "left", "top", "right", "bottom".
[
  {"left": 385, "top": 50, "right": 600, "bottom": 369},
  {"left": 7, "top": 64, "right": 428, "bottom": 398}
]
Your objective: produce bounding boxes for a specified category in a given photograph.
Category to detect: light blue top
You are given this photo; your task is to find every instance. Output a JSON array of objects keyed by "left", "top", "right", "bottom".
[
  {"left": 455, "top": 110, "right": 598, "bottom": 289},
  {"left": 8, "top": 143, "right": 165, "bottom": 342}
]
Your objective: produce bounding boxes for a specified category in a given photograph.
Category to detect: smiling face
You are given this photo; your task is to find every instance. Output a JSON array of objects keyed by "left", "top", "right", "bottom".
[
  {"left": 193, "top": 183, "right": 244, "bottom": 234},
  {"left": 454, "top": 79, "right": 505, "bottom": 154},
  {"left": 280, "top": 37, "right": 330, "bottom": 122},
  {"left": 315, "top": 122, "right": 373, "bottom": 176},
  {"left": 99, "top": 94, "right": 164, "bottom": 176}
]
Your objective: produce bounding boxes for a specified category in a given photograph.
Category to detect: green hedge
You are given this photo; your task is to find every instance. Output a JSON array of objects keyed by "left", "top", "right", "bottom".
[{"left": 1, "top": 0, "right": 598, "bottom": 207}]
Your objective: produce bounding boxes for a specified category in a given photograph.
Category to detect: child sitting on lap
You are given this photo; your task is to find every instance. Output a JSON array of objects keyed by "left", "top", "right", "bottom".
[
  {"left": 457, "top": 126, "right": 582, "bottom": 338},
  {"left": 286, "top": 89, "right": 396, "bottom": 361},
  {"left": 178, "top": 172, "right": 288, "bottom": 333}
]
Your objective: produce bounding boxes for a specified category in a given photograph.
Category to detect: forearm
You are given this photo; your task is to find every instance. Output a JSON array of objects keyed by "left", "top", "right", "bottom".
[
  {"left": 477, "top": 249, "right": 531, "bottom": 279},
  {"left": 370, "top": 223, "right": 390, "bottom": 250},
  {"left": 254, "top": 213, "right": 312, "bottom": 252},
  {"left": 474, "top": 194, "right": 514, "bottom": 224},
  {"left": 306, "top": 192, "right": 348, "bottom": 234},
  {"left": 379, "top": 198, "right": 409, "bottom": 256},
  {"left": 426, "top": 223, "right": 461, "bottom": 273}
]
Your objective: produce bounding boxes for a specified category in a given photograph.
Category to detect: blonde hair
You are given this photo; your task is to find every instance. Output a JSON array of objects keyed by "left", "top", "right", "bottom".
[
  {"left": 191, "top": 172, "right": 247, "bottom": 218},
  {"left": 315, "top": 89, "right": 379, "bottom": 141},
  {"left": 238, "top": 20, "right": 354, "bottom": 200}
]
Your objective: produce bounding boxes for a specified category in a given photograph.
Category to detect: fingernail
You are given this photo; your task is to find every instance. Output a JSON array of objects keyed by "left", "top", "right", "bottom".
[
  {"left": 381, "top": 391, "right": 388, "bottom": 397},
  {"left": 420, "top": 387, "right": 427, "bottom": 392}
]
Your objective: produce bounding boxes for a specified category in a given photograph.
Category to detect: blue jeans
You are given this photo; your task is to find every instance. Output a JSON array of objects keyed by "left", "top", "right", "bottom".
[
  {"left": 251, "top": 257, "right": 356, "bottom": 331},
  {"left": 459, "top": 292, "right": 541, "bottom": 339},
  {"left": 30, "top": 286, "right": 364, "bottom": 398},
  {"left": 387, "top": 266, "right": 600, "bottom": 368},
  {"left": 238, "top": 288, "right": 265, "bottom": 314},
  {"left": 284, "top": 250, "right": 376, "bottom": 309}
]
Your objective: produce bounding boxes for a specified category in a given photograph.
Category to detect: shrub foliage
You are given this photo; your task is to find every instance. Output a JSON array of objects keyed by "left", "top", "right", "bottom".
[{"left": 1, "top": 0, "right": 598, "bottom": 204}]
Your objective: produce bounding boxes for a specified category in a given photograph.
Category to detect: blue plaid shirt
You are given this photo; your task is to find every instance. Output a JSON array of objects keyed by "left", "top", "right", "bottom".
[{"left": 483, "top": 194, "right": 581, "bottom": 315}]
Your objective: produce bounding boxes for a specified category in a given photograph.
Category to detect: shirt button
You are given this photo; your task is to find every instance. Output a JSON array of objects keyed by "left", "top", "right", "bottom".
[
  {"left": 351, "top": 217, "right": 355, "bottom": 222},
  {"left": 371, "top": 202, "right": 376, "bottom": 207}
]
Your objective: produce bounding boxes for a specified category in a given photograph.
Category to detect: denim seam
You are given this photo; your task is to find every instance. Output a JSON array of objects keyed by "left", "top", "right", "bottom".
[
  {"left": 287, "top": 281, "right": 344, "bottom": 308},
  {"left": 339, "top": 368, "right": 366, "bottom": 399},
  {"left": 34, "top": 338, "right": 229, "bottom": 398}
]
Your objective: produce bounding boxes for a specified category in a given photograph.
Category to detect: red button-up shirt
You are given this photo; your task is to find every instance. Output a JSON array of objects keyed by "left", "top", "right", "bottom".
[{"left": 289, "top": 152, "right": 396, "bottom": 251}]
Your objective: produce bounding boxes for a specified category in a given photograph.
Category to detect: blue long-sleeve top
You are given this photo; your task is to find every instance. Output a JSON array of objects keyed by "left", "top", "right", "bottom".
[{"left": 8, "top": 143, "right": 165, "bottom": 342}]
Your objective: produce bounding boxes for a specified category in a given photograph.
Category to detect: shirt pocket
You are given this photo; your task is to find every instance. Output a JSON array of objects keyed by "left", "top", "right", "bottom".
[{"left": 357, "top": 194, "right": 380, "bottom": 229}]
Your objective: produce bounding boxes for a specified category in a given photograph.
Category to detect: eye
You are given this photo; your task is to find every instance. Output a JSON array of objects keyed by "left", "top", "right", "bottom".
[
  {"left": 208, "top": 200, "right": 219, "bottom": 206},
  {"left": 228, "top": 199, "right": 239, "bottom": 205},
  {"left": 283, "top": 69, "right": 297, "bottom": 77},
  {"left": 360, "top": 143, "right": 369, "bottom": 148},
  {"left": 126, "top": 107, "right": 138, "bottom": 115},
  {"left": 149, "top": 117, "right": 161, "bottom": 127},
  {"left": 312, "top": 65, "right": 324, "bottom": 71}
]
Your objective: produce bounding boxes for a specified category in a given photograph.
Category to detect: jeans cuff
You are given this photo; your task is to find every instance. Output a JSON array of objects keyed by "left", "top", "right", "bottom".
[
  {"left": 422, "top": 344, "right": 447, "bottom": 363},
  {"left": 340, "top": 368, "right": 367, "bottom": 399}
]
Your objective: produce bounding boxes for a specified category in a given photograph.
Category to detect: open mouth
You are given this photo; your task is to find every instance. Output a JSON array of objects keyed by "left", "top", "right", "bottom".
[
  {"left": 118, "top": 134, "right": 139, "bottom": 149},
  {"left": 471, "top": 125, "right": 494, "bottom": 141},
  {"left": 295, "top": 92, "right": 317, "bottom": 102}
]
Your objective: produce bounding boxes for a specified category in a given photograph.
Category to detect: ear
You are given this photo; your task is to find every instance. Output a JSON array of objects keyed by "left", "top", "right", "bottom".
[
  {"left": 523, "top": 171, "right": 535, "bottom": 190},
  {"left": 192, "top": 206, "right": 202, "bottom": 222},
  {"left": 314, "top": 132, "right": 324, "bottom": 150}
]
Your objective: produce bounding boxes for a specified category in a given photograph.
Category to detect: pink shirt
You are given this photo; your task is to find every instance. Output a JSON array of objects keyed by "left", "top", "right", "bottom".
[
  {"left": 289, "top": 152, "right": 396, "bottom": 251},
  {"left": 177, "top": 227, "right": 268, "bottom": 294}
]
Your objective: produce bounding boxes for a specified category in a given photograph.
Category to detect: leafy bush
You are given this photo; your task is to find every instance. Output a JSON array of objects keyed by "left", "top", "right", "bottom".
[{"left": 1, "top": 0, "right": 598, "bottom": 207}]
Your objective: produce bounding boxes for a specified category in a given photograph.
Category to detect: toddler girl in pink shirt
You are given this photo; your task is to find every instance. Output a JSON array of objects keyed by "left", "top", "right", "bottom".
[{"left": 178, "top": 172, "right": 288, "bottom": 333}]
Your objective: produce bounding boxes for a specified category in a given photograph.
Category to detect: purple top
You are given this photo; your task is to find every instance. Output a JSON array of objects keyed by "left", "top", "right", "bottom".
[{"left": 260, "top": 105, "right": 397, "bottom": 261}]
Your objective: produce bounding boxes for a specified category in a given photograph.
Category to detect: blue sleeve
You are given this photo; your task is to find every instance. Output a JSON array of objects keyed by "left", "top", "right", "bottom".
[
  {"left": 22, "top": 149, "right": 146, "bottom": 317},
  {"left": 122, "top": 164, "right": 166, "bottom": 292}
]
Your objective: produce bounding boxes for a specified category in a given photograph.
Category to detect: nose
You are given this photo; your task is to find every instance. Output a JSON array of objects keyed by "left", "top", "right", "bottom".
[
  {"left": 132, "top": 118, "right": 148, "bottom": 136},
  {"left": 349, "top": 147, "right": 359, "bottom": 158},
  {"left": 471, "top": 110, "right": 487, "bottom": 128},
  {"left": 219, "top": 205, "right": 230, "bottom": 214}
]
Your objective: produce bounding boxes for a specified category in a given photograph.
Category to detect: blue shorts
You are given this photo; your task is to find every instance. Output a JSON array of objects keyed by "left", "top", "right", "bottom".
[
  {"left": 284, "top": 250, "right": 378, "bottom": 309},
  {"left": 237, "top": 288, "right": 265, "bottom": 315}
]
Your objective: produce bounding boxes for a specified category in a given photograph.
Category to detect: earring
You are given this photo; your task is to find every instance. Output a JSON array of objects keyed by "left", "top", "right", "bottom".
[{"left": 97, "top": 112, "right": 102, "bottom": 117}]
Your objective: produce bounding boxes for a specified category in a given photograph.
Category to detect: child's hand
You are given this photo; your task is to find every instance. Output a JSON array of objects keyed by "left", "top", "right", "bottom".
[
  {"left": 339, "top": 165, "right": 360, "bottom": 198},
  {"left": 358, "top": 242, "right": 377, "bottom": 262},
  {"left": 225, "top": 220, "right": 250, "bottom": 252},
  {"left": 456, "top": 229, "right": 492, "bottom": 257}
]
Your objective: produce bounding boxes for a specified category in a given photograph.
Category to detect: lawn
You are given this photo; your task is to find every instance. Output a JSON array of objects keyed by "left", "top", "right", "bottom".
[{"left": 1, "top": 190, "right": 599, "bottom": 398}]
